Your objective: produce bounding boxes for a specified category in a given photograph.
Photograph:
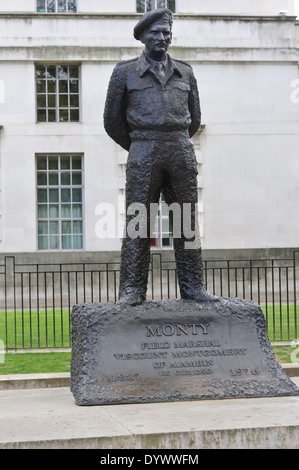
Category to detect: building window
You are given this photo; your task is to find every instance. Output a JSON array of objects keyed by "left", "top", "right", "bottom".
[
  {"left": 37, "top": 155, "right": 84, "bottom": 250},
  {"left": 36, "top": 64, "right": 80, "bottom": 123},
  {"left": 151, "top": 194, "right": 173, "bottom": 248},
  {"left": 137, "top": 0, "right": 176, "bottom": 13},
  {"left": 37, "top": 0, "right": 77, "bottom": 13}
]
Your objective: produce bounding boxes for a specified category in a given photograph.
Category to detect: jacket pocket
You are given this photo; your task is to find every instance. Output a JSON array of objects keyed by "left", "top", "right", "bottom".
[
  {"left": 127, "top": 80, "right": 156, "bottom": 117},
  {"left": 170, "top": 81, "right": 191, "bottom": 92},
  {"left": 164, "top": 81, "right": 191, "bottom": 115},
  {"left": 127, "top": 77, "right": 155, "bottom": 92}
]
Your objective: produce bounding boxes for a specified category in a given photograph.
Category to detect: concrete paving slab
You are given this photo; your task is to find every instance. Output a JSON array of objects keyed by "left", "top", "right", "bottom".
[
  {"left": 0, "top": 387, "right": 133, "bottom": 449},
  {"left": 0, "top": 378, "right": 299, "bottom": 449}
]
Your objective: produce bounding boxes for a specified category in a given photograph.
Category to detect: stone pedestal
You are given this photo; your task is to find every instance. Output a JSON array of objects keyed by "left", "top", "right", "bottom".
[{"left": 70, "top": 298, "right": 299, "bottom": 406}]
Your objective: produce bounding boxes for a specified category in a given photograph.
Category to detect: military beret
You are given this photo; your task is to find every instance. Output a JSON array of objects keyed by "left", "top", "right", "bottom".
[{"left": 134, "top": 8, "right": 173, "bottom": 40}]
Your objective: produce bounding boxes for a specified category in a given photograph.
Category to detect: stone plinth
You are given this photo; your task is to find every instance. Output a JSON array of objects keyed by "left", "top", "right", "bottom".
[{"left": 70, "top": 298, "right": 299, "bottom": 406}]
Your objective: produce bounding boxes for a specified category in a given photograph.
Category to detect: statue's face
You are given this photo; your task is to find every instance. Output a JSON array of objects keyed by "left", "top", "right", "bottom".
[{"left": 140, "top": 20, "right": 172, "bottom": 55}]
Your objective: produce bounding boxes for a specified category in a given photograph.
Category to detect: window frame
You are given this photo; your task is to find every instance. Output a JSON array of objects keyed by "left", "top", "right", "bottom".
[
  {"left": 151, "top": 194, "right": 173, "bottom": 249},
  {"left": 36, "top": 154, "right": 84, "bottom": 251},
  {"left": 35, "top": 64, "right": 81, "bottom": 124},
  {"left": 136, "top": 0, "right": 176, "bottom": 14},
  {"left": 36, "top": 0, "right": 78, "bottom": 13}
]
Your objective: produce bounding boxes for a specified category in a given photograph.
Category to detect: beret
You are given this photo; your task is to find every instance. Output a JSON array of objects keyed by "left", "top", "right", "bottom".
[{"left": 134, "top": 8, "right": 173, "bottom": 40}]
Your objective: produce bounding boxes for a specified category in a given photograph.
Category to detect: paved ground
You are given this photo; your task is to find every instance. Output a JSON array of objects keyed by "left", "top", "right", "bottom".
[{"left": 1, "top": 377, "right": 299, "bottom": 449}]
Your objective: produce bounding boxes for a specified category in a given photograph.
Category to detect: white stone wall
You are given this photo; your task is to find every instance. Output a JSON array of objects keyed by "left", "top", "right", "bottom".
[
  {"left": 0, "top": 60, "right": 123, "bottom": 252},
  {"left": 80, "top": 0, "right": 136, "bottom": 13},
  {"left": 0, "top": 0, "right": 35, "bottom": 12},
  {"left": 0, "top": 0, "right": 295, "bottom": 15},
  {"left": 198, "top": 61, "right": 299, "bottom": 249},
  {"left": 177, "top": 0, "right": 295, "bottom": 15}
]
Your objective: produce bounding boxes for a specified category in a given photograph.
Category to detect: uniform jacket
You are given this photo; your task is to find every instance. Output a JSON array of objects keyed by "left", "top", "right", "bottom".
[{"left": 104, "top": 52, "right": 201, "bottom": 151}]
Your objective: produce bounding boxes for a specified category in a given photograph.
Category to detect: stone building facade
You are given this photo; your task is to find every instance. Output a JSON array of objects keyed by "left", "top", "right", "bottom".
[{"left": 0, "top": 0, "right": 298, "bottom": 264}]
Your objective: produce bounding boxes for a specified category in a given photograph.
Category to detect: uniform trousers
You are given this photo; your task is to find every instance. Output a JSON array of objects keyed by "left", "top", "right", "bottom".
[{"left": 119, "top": 130, "right": 205, "bottom": 302}]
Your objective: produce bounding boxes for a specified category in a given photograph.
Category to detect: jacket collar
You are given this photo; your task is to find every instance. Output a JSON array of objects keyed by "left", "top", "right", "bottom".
[{"left": 136, "top": 52, "right": 183, "bottom": 78}]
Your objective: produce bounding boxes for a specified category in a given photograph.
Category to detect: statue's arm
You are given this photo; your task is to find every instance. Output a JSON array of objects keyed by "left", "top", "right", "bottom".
[
  {"left": 104, "top": 64, "right": 131, "bottom": 152},
  {"left": 188, "top": 70, "right": 201, "bottom": 138}
]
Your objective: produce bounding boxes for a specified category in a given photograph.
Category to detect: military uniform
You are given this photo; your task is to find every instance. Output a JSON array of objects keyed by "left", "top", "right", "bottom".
[{"left": 104, "top": 49, "right": 209, "bottom": 303}]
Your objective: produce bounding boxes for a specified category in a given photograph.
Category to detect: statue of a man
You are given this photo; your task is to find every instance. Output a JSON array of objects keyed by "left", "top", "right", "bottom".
[{"left": 104, "top": 8, "right": 218, "bottom": 305}]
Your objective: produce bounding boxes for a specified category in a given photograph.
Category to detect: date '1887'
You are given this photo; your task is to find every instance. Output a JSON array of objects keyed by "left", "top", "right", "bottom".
[{"left": 111, "top": 373, "right": 142, "bottom": 382}]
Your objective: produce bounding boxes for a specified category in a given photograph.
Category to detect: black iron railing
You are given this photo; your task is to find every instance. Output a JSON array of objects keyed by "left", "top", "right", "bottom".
[{"left": 0, "top": 252, "right": 298, "bottom": 350}]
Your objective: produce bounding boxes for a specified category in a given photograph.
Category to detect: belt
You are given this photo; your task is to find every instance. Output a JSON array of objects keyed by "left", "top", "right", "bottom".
[{"left": 130, "top": 129, "right": 190, "bottom": 142}]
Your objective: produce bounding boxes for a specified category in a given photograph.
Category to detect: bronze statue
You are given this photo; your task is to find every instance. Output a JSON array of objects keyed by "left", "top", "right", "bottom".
[
  {"left": 72, "top": 12, "right": 299, "bottom": 404},
  {"left": 104, "top": 8, "right": 218, "bottom": 305}
]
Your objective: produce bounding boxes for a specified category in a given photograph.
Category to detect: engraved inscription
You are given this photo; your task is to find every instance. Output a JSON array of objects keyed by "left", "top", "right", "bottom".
[
  {"left": 230, "top": 368, "right": 260, "bottom": 377},
  {"left": 171, "top": 348, "right": 247, "bottom": 358},
  {"left": 108, "top": 321, "right": 255, "bottom": 382},
  {"left": 141, "top": 342, "right": 171, "bottom": 350},
  {"left": 111, "top": 373, "right": 142, "bottom": 382},
  {"left": 146, "top": 322, "right": 211, "bottom": 337},
  {"left": 114, "top": 352, "right": 168, "bottom": 360},
  {"left": 174, "top": 340, "right": 221, "bottom": 348}
]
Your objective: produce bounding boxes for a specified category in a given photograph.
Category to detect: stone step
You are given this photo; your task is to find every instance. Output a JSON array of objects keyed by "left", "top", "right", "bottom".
[{"left": 0, "top": 380, "right": 299, "bottom": 449}]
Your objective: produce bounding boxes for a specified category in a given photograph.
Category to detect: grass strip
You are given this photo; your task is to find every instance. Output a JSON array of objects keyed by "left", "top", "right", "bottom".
[
  {"left": 0, "top": 352, "right": 71, "bottom": 375},
  {"left": 2, "top": 304, "right": 297, "bottom": 349},
  {"left": 0, "top": 309, "right": 71, "bottom": 350}
]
